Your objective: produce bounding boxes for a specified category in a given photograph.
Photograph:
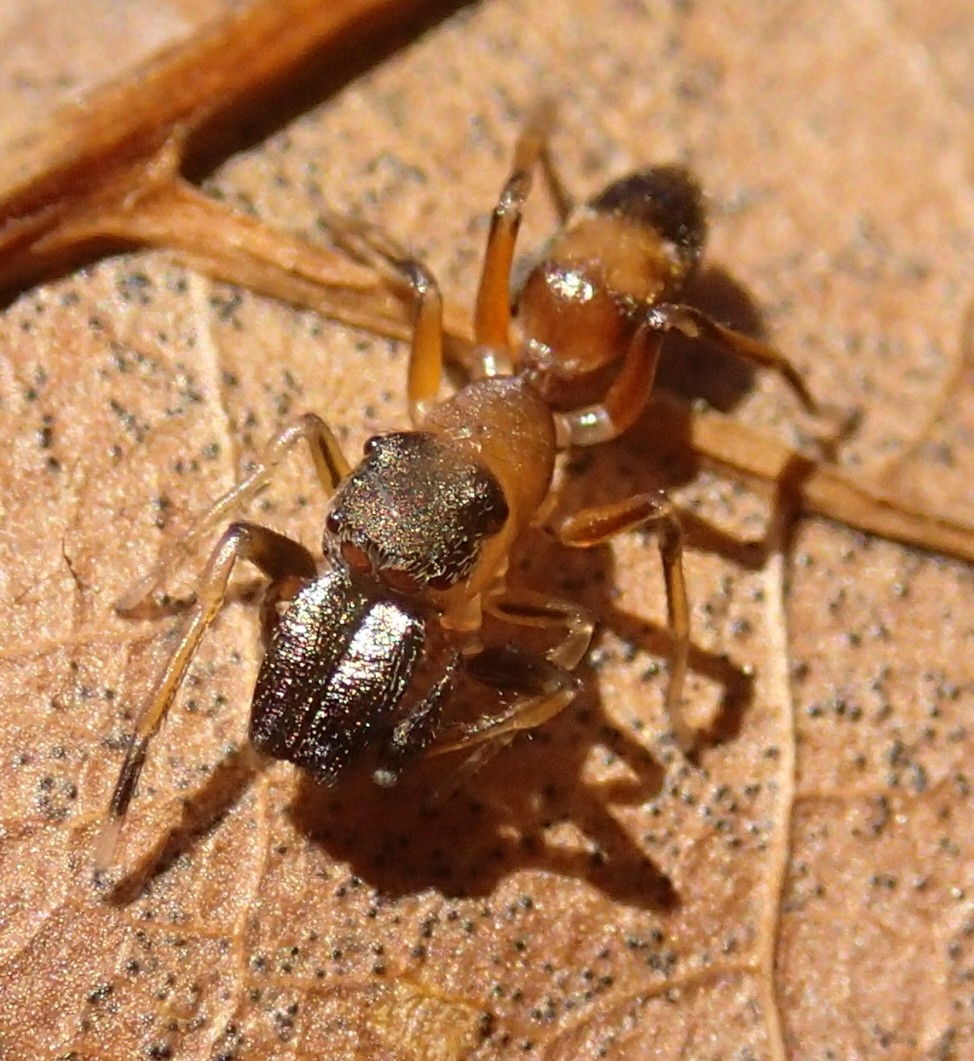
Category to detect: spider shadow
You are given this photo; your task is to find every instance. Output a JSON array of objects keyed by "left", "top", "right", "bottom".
[
  {"left": 103, "top": 741, "right": 264, "bottom": 905},
  {"left": 633, "top": 261, "right": 818, "bottom": 562},
  {"left": 287, "top": 704, "right": 677, "bottom": 911},
  {"left": 655, "top": 263, "right": 767, "bottom": 413}
]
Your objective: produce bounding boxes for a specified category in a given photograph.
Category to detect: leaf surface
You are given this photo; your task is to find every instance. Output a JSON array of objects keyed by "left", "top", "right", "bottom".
[{"left": 1, "top": 2, "right": 973, "bottom": 1059}]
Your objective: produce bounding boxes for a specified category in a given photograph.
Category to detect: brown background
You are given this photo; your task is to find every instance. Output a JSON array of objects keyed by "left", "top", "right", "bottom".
[{"left": 1, "top": 1, "right": 973, "bottom": 1058}]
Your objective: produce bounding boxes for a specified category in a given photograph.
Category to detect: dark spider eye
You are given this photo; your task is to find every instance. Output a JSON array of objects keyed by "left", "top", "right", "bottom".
[
  {"left": 427, "top": 571, "right": 458, "bottom": 591},
  {"left": 326, "top": 510, "right": 342, "bottom": 534},
  {"left": 480, "top": 492, "right": 510, "bottom": 536}
]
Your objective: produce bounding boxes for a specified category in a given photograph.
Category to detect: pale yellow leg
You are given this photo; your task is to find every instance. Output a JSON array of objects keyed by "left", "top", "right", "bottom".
[
  {"left": 118, "top": 412, "right": 348, "bottom": 617},
  {"left": 97, "top": 521, "right": 316, "bottom": 869}
]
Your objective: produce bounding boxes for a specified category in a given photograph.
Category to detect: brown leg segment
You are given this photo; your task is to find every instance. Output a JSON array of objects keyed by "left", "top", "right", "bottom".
[
  {"left": 432, "top": 654, "right": 579, "bottom": 756},
  {"left": 117, "top": 412, "right": 349, "bottom": 617},
  {"left": 259, "top": 573, "right": 314, "bottom": 647},
  {"left": 423, "top": 648, "right": 580, "bottom": 802},
  {"left": 474, "top": 103, "right": 561, "bottom": 352},
  {"left": 398, "top": 260, "right": 446, "bottom": 423},
  {"left": 429, "top": 585, "right": 593, "bottom": 760},
  {"left": 97, "top": 521, "right": 317, "bottom": 869},
  {"left": 558, "top": 322, "right": 665, "bottom": 447},
  {"left": 557, "top": 491, "right": 693, "bottom": 751},
  {"left": 313, "top": 215, "right": 449, "bottom": 423},
  {"left": 485, "top": 587, "right": 595, "bottom": 670},
  {"left": 649, "top": 302, "right": 820, "bottom": 416},
  {"left": 318, "top": 222, "right": 549, "bottom": 421},
  {"left": 534, "top": 131, "right": 574, "bottom": 224}
]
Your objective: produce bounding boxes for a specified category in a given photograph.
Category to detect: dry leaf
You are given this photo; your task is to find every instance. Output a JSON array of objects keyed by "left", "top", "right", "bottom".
[{"left": 1, "top": 2, "right": 973, "bottom": 1059}]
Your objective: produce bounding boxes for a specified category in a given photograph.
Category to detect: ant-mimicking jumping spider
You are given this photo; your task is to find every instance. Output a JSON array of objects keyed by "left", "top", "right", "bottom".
[{"left": 97, "top": 108, "right": 848, "bottom": 866}]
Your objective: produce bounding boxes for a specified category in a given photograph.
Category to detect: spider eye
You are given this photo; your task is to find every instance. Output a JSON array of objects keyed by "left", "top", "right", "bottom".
[{"left": 480, "top": 492, "right": 510, "bottom": 536}]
